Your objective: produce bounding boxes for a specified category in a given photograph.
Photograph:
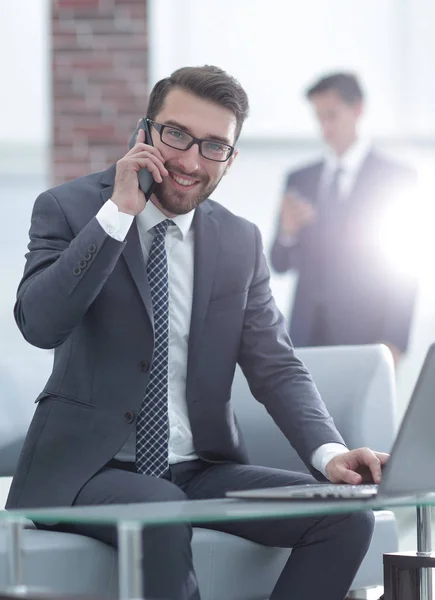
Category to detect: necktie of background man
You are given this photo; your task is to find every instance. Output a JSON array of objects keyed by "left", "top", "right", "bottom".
[
  {"left": 318, "top": 165, "right": 344, "bottom": 249},
  {"left": 312, "top": 166, "right": 344, "bottom": 342}
]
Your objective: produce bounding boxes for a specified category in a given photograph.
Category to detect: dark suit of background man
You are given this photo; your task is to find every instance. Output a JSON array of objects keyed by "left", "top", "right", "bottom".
[
  {"left": 270, "top": 72, "right": 417, "bottom": 366},
  {"left": 7, "top": 66, "right": 388, "bottom": 600}
]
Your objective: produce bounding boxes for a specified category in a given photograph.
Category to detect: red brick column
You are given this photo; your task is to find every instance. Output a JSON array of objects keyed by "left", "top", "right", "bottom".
[{"left": 52, "top": 0, "right": 149, "bottom": 184}]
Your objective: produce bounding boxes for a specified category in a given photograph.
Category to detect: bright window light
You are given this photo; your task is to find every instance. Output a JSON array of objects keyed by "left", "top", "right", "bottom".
[{"left": 376, "top": 165, "right": 435, "bottom": 285}]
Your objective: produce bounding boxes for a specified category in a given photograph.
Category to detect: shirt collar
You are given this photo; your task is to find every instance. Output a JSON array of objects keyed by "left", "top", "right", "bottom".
[
  {"left": 136, "top": 199, "right": 195, "bottom": 240},
  {"left": 325, "top": 137, "right": 372, "bottom": 174}
]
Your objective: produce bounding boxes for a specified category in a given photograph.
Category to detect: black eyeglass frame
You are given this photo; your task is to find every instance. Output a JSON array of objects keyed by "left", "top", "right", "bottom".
[{"left": 146, "top": 118, "right": 235, "bottom": 163}]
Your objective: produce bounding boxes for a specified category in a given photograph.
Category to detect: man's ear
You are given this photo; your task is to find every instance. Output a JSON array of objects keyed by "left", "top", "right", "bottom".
[{"left": 224, "top": 148, "right": 239, "bottom": 175}]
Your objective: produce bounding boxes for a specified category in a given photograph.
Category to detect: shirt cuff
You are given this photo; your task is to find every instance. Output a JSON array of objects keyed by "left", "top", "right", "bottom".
[
  {"left": 96, "top": 199, "right": 134, "bottom": 241},
  {"left": 311, "top": 443, "right": 348, "bottom": 479}
]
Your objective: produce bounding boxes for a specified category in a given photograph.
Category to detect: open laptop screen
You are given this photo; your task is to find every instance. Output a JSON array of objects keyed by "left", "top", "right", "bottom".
[{"left": 379, "top": 343, "right": 435, "bottom": 497}]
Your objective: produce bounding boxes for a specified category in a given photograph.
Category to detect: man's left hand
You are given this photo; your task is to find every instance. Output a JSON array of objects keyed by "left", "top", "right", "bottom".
[{"left": 325, "top": 448, "right": 390, "bottom": 485}]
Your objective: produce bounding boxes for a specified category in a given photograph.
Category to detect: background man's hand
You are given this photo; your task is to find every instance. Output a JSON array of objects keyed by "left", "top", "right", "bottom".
[
  {"left": 279, "top": 191, "right": 317, "bottom": 236},
  {"left": 325, "top": 448, "right": 390, "bottom": 484},
  {"left": 111, "top": 127, "right": 169, "bottom": 216}
]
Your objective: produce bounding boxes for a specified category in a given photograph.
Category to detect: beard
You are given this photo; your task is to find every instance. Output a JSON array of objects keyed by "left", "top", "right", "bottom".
[{"left": 152, "top": 161, "right": 226, "bottom": 216}]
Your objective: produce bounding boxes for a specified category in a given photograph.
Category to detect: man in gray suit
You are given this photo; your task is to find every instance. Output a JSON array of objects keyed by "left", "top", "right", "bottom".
[{"left": 8, "top": 65, "right": 387, "bottom": 600}]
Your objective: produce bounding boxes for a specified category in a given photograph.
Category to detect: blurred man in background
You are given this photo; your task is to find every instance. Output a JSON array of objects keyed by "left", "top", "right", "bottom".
[{"left": 270, "top": 72, "right": 417, "bottom": 366}]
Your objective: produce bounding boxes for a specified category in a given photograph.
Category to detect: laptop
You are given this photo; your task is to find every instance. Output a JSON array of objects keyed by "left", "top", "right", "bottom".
[{"left": 226, "top": 343, "right": 435, "bottom": 501}]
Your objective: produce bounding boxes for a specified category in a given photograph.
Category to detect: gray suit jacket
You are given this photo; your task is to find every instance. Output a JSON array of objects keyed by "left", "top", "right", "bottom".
[{"left": 7, "top": 165, "right": 344, "bottom": 509}]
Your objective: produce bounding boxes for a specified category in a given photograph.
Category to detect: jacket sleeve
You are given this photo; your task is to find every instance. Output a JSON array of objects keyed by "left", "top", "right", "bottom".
[
  {"left": 238, "top": 224, "right": 344, "bottom": 471},
  {"left": 269, "top": 172, "right": 301, "bottom": 273},
  {"left": 14, "top": 191, "right": 126, "bottom": 349}
]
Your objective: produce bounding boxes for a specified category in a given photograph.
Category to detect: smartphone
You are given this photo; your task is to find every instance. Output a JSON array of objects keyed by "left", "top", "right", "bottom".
[{"left": 129, "top": 118, "right": 155, "bottom": 200}]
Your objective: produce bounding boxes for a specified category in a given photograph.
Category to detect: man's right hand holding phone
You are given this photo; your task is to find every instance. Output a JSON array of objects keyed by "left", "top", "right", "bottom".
[
  {"left": 111, "top": 127, "right": 168, "bottom": 216},
  {"left": 279, "top": 190, "right": 317, "bottom": 238}
]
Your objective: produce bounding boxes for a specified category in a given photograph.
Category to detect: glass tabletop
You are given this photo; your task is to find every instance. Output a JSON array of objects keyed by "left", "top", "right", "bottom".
[{"left": 2, "top": 493, "right": 435, "bottom": 527}]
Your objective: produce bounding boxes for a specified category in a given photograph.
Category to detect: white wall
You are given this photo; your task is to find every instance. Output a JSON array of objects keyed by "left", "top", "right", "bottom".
[
  {"left": 149, "top": 0, "right": 435, "bottom": 141},
  {"left": 2, "top": 0, "right": 435, "bottom": 152},
  {"left": 0, "top": 0, "right": 50, "bottom": 174},
  {"left": 0, "top": 0, "right": 51, "bottom": 432}
]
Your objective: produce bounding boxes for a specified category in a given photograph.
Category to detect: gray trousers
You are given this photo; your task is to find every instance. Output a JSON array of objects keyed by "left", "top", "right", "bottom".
[{"left": 49, "top": 459, "right": 374, "bottom": 600}]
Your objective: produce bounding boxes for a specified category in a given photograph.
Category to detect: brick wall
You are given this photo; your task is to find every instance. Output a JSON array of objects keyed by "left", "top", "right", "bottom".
[{"left": 52, "top": 0, "right": 149, "bottom": 184}]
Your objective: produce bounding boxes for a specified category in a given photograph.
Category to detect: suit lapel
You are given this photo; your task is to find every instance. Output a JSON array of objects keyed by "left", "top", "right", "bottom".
[
  {"left": 309, "top": 163, "right": 325, "bottom": 205},
  {"left": 122, "top": 222, "right": 154, "bottom": 325},
  {"left": 99, "top": 166, "right": 154, "bottom": 327},
  {"left": 188, "top": 202, "right": 219, "bottom": 365}
]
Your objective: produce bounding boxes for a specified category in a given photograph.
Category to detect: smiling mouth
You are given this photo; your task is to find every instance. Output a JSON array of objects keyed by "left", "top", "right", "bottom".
[{"left": 169, "top": 171, "right": 199, "bottom": 188}]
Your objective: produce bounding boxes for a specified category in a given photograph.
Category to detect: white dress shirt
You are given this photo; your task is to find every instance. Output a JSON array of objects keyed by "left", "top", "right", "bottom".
[
  {"left": 321, "top": 137, "right": 372, "bottom": 202},
  {"left": 96, "top": 199, "right": 347, "bottom": 477},
  {"left": 98, "top": 198, "right": 197, "bottom": 464}
]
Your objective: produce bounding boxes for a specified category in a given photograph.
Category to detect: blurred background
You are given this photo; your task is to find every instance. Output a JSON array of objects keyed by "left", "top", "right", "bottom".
[
  {"left": 2, "top": 0, "right": 435, "bottom": 413},
  {"left": 1, "top": 0, "right": 435, "bottom": 548}
]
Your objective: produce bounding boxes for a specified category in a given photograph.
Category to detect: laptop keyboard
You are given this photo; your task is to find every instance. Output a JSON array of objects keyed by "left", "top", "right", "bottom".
[
  {"left": 297, "top": 484, "right": 378, "bottom": 499},
  {"left": 226, "top": 483, "right": 379, "bottom": 500}
]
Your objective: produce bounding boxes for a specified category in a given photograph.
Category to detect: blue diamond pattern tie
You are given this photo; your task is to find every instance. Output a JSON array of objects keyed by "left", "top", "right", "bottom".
[{"left": 136, "top": 219, "right": 173, "bottom": 477}]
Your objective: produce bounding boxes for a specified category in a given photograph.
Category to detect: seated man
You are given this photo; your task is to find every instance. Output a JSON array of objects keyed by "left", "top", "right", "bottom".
[{"left": 8, "top": 65, "right": 387, "bottom": 600}]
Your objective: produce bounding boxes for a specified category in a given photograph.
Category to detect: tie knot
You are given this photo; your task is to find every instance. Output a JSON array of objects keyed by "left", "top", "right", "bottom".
[{"left": 153, "top": 219, "right": 174, "bottom": 237}]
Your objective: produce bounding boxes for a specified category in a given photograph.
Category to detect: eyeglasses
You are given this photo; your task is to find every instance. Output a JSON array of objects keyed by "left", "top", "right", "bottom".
[{"left": 147, "top": 119, "right": 235, "bottom": 163}]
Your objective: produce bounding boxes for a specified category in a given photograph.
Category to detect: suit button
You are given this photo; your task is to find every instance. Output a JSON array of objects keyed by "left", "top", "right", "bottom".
[
  {"left": 83, "top": 252, "right": 92, "bottom": 261},
  {"left": 73, "top": 267, "right": 82, "bottom": 276},
  {"left": 139, "top": 360, "right": 149, "bottom": 372},
  {"left": 124, "top": 411, "right": 136, "bottom": 424},
  {"left": 79, "top": 259, "right": 87, "bottom": 268},
  {"left": 88, "top": 244, "right": 97, "bottom": 254}
]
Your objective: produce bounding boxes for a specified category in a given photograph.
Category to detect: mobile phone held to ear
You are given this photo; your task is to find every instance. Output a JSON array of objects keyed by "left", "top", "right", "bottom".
[{"left": 129, "top": 118, "right": 155, "bottom": 200}]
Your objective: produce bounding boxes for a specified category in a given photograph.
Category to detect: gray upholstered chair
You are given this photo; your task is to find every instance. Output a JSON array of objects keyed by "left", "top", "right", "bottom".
[
  {"left": 192, "top": 344, "right": 398, "bottom": 599},
  {"left": 0, "top": 344, "right": 398, "bottom": 599}
]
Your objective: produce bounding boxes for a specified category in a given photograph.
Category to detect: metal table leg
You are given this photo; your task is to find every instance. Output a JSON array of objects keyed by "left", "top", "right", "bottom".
[
  {"left": 417, "top": 506, "right": 432, "bottom": 600},
  {"left": 5, "top": 517, "right": 29, "bottom": 595},
  {"left": 117, "top": 520, "right": 144, "bottom": 600}
]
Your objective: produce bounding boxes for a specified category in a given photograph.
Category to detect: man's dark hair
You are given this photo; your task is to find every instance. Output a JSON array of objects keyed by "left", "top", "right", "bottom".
[
  {"left": 147, "top": 65, "right": 249, "bottom": 142},
  {"left": 306, "top": 72, "right": 364, "bottom": 105}
]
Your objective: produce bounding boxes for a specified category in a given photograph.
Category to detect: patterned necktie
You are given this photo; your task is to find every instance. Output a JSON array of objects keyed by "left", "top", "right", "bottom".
[{"left": 136, "top": 219, "right": 173, "bottom": 477}]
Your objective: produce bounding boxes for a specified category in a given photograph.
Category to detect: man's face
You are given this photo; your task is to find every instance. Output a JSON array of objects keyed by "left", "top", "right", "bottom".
[
  {"left": 150, "top": 88, "right": 238, "bottom": 216},
  {"left": 310, "top": 90, "right": 363, "bottom": 156}
]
